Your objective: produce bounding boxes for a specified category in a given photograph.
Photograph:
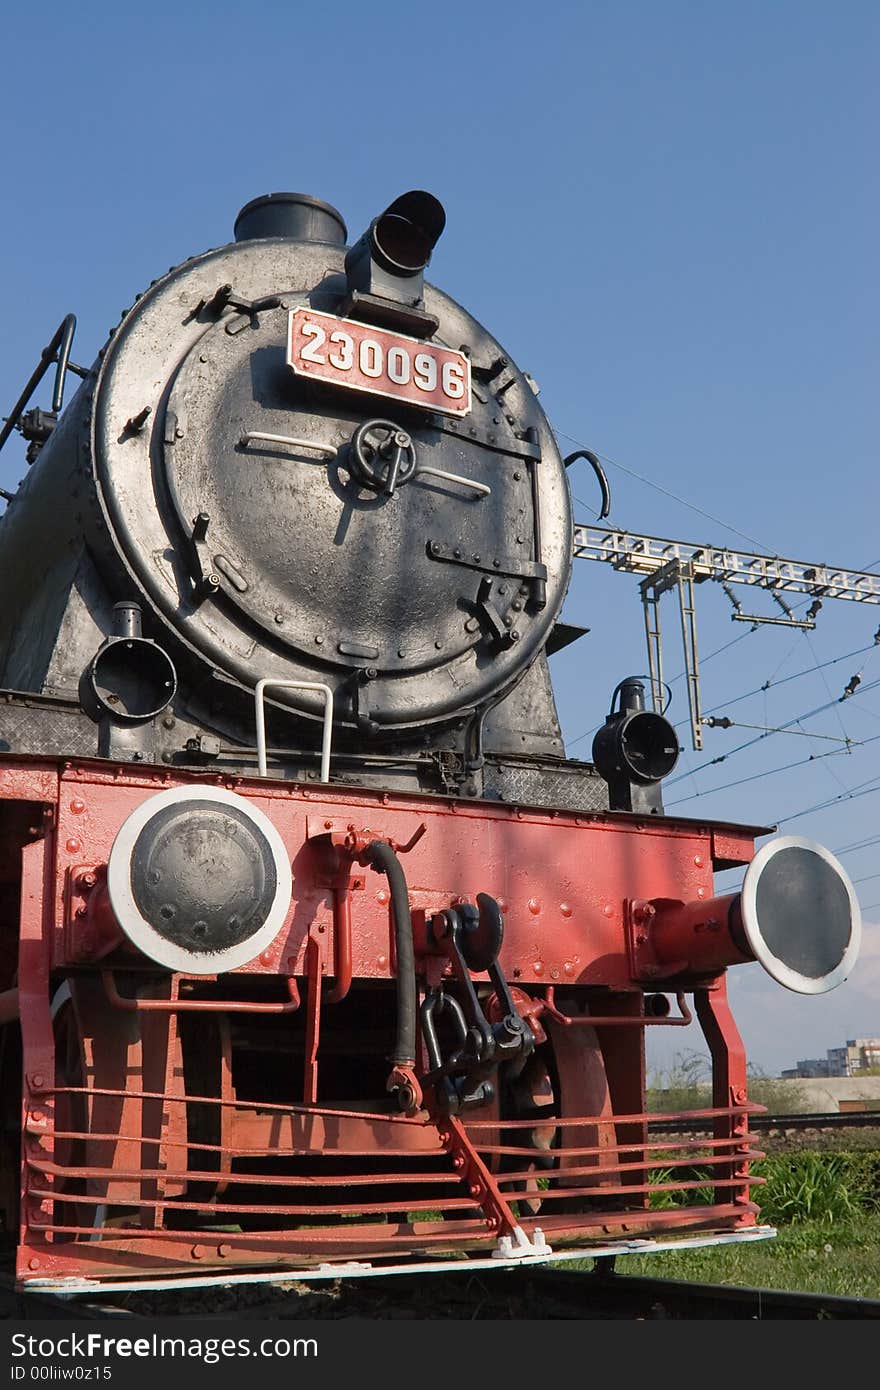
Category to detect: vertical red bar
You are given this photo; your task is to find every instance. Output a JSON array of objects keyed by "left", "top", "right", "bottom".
[
  {"left": 695, "top": 979, "right": 754, "bottom": 1222},
  {"left": 303, "top": 934, "right": 323, "bottom": 1105},
  {"left": 17, "top": 834, "right": 56, "bottom": 1279}
]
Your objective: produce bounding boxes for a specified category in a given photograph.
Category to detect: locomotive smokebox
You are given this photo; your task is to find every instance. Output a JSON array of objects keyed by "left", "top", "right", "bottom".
[
  {"left": 233, "top": 192, "right": 348, "bottom": 245},
  {"left": 106, "top": 787, "right": 292, "bottom": 973},
  {"left": 647, "top": 835, "right": 861, "bottom": 993}
]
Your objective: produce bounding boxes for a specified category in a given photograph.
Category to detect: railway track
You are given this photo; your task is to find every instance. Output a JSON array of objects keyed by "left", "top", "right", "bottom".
[
  {"left": 651, "top": 1110, "right": 880, "bottom": 1133},
  {"left": 3, "top": 1265, "right": 879, "bottom": 1321}
]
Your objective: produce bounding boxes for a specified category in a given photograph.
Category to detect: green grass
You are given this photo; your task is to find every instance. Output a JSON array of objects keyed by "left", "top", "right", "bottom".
[
  {"left": 755, "top": 1152, "right": 880, "bottom": 1226},
  {"left": 612, "top": 1215, "right": 880, "bottom": 1299},
  {"left": 561, "top": 1149, "right": 880, "bottom": 1299}
]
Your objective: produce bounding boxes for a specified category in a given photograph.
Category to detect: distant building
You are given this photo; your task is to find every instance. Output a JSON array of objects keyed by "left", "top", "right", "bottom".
[{"left": 782, "top": 1038, "right": 880, "bottom": 1079}]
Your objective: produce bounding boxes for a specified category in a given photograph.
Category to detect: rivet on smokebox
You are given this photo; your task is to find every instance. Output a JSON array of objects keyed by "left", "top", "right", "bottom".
[
  {"left": 603, "top": 904, "right": 614, "bottom": 917},
  {"left": 560, "top": 902, "right": 572, "bottom": 917},
  {"left": 66, "top": 838, "right": 81, "bottom": 854},
  {"left": 528, "top": 898, "right": 541, "bottom": 915},
  {"left": 70, "top": 799, "right": 85, "bottom": 814},
  {"left": 259, "top": 948, "right": 274, "bottom": 965},
  {"left": 694, "top": 854, "right": 704, "bottom": 868},
  {"left": 377, "top": 889, "right": 389, "bottom": 905}
]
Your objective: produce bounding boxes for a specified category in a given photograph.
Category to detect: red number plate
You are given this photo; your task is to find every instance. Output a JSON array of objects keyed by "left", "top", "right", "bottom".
[{"left": 286, "top": 308, "right": 471, "bottom": 418}]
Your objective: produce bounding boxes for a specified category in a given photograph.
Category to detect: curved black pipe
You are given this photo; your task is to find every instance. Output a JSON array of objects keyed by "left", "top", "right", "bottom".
[
  {"left": 563, "top": 448, "right": 611, "bottom": 519},
  {"left": 365, "top": 840, "right": 417, "bottom": 1067}
]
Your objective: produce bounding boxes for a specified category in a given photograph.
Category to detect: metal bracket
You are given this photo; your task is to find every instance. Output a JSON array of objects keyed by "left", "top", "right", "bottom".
[
  {"left": 254, "top": 678, "right": 334, "bottom": 781},
  {"left": 427, "top": 540, "right": 547, "bottom": 582},
  {"left": 430, "top": 414, "right": 542, "bottom": 462},
  {"left": 189, "top": 512, "right": 220, "bottom": 601},
  {"left": 473, "top": 577, "right": 519, "bottom": 650},
  {"left": 640, "top": 559, "right": 703, "bottom": 751},
  {"left": 191, "top": 284, "right": 282, "bottom": 322},
  {"left": 492, "top": 1225, "right": 551, "bottom": 1260}
]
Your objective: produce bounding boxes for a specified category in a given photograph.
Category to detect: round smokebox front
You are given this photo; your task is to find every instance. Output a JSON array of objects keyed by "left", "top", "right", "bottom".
[{"left": 107, "top": 787, "right": 292, "bottom": 972}]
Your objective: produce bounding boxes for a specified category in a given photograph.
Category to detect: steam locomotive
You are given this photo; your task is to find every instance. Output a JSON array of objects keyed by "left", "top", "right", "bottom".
[{"left": 0, "top": 189, "right": 861, "bottom": 1291}]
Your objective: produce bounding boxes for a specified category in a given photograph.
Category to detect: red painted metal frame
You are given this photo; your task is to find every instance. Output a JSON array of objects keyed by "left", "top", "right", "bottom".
[
  {"left": 102, "top": 970, "right": 301, "bottom": 1013},
  {"left": 1, "top": 755, "right": 766, "bottom": 1285}
]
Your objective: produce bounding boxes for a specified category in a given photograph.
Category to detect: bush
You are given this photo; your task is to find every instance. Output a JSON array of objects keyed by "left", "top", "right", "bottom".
[
  {"left": 646, "top": 1051, "right": 711, "bottom": 1113},
  {"left": 755, "top": 1153, "right": 880, "bottom": 1226},
  {"left": 747, "top": 1070, "right": 809, "bottom": 1115},
  {"left": 646, "top": 1049, "right": 810, "bottom": 1115}
]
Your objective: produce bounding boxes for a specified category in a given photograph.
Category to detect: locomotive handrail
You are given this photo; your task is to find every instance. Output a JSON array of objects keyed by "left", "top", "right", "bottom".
[
  {"left": 102, "top": 971, "right": 301, "bottom": 1013},
  {"left": 540, "top": 988, "right": 693, "bottom": 1028},
  {"left": 0, "top": 314, "right": 88, "bottom": 458},
  {"left": 255, "top": 677, "right": 334, "bottom": 780},
  {"left": 240, "top": 430, "right": 338, "bottom": 459}
]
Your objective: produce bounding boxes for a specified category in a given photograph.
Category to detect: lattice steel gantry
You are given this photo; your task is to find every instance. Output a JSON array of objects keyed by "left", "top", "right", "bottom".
[{"left": 573, "top": 525, "right": 880, "bottom": 750}]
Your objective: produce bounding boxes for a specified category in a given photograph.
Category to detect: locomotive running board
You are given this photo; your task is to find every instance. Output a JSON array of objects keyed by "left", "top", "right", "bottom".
[{"left": 22, "top": 1226, "right": 776, "bottom": 1295}]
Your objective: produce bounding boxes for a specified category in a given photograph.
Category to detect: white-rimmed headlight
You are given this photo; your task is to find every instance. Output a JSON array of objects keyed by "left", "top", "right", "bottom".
[
  {"left": 739, "top": 835, "right": 861, "bottom": 994},
  {"left": 106, "top": 787, "right": 292, "bottom": 974}
]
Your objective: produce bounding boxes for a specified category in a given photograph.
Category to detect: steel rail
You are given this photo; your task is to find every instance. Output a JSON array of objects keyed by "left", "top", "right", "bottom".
[
  {"left": 3, "top": 1266, "right": 878, "bottom": 1320},
  {"left": 650, "top": 1109, "right": 880, "bottom": 1133}
]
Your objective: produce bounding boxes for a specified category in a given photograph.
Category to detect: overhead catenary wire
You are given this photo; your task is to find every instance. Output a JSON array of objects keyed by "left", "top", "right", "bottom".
[
  {"left": 775, "top": 774, "right": 880, "bottom": 827},
  {"left": 672, "top": 641, "right": 879, "bottom": 733},
  {"left": 831, "top": 833, "right": 880, "bottom": 856},
  {"left": 701, "top": 719, "right": 851, "bottom": 743},
  {"left": 665, "top": 676, "right": 880, "bottom": 788},
  {"left": 664, "top": 735, "right": 880, "bottom": 808},
  {"left": 555, "top": 427, "right": 772, "bottom": 549}
]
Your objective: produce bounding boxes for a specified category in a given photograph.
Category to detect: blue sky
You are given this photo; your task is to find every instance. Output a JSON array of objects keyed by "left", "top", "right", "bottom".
[{"left": 1, "top": 2, "right": 877, "bottom": 1073}]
